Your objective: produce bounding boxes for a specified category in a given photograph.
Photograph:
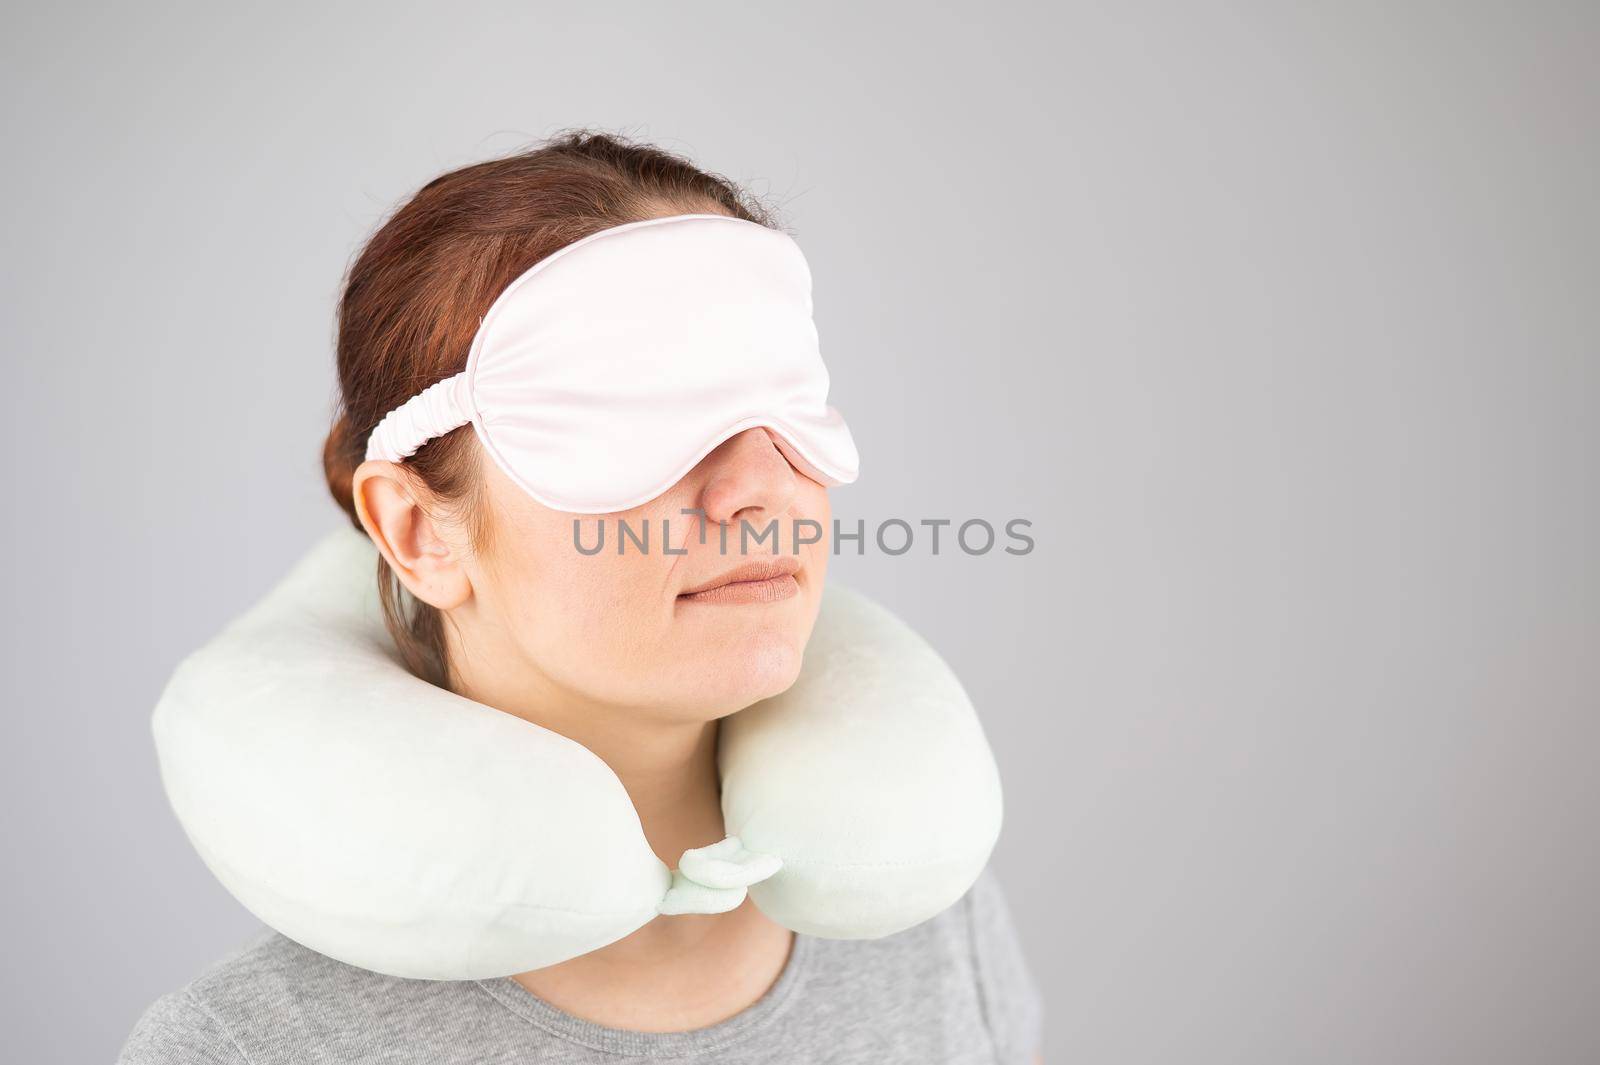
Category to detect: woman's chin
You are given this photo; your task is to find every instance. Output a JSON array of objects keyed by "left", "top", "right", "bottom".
[{"left": 685, "top": 631, "right": 808, "bottom": 719}]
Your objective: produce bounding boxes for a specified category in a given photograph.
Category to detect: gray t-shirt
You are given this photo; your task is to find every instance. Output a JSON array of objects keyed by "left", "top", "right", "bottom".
[{"left": 118, "top": 865, "right": 1043, "bottom": 1064}]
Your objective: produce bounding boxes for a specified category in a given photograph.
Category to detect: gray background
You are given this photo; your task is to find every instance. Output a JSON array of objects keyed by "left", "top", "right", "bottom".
[{"left": 3, "top": 2, "right": 1596, "bottom": 1062}]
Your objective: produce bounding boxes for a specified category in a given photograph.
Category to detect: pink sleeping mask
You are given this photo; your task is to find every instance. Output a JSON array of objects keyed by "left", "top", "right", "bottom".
[{"left": 364, "top": 213, "right": 860, "bottom": 513}]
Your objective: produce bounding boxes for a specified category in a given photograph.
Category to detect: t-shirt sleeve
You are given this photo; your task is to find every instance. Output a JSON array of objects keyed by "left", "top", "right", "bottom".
[
  {"left": 117, "top": 989, "right": 248, "bottom": 1065},
  {"left": 965, "top": 865, "right": 1046, "bottom": 1064}
]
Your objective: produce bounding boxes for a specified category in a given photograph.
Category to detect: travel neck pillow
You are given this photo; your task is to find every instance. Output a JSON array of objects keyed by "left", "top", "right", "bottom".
[{"left": 152, "top": 528, "right": 1005, "bottom": 980}]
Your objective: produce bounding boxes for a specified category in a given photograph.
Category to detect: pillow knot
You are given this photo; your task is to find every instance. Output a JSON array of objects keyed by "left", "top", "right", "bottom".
[{"left": 657, "top": 835, "right": 782, "bottom": 916}]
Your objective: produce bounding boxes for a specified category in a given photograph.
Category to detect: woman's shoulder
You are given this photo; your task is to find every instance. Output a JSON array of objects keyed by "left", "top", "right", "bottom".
[
  {"left": 116, "top": 928, "right": 447, "bottom": 1064},
  {"left": 961, "top": 863, "right": 1046, "bottom": 1063},
  {"left": 792, "top": 863, "right": 1044, "bottom": 1064},
  {"left": 117, "top": 929, "right": 282, "bottom": 1064},
  {"left": 118, "top": 982, "right": 243, "bottom": 1065}
]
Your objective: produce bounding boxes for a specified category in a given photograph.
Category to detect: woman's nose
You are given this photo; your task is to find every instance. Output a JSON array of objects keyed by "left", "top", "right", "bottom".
[{"left": 695, "top": 428, "right": 799, "bottom": 528}]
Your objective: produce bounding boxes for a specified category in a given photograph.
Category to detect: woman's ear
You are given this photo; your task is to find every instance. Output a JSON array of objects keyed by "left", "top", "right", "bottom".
[{"left": 350, "top": 459, "right": 473, "bottom": 610}]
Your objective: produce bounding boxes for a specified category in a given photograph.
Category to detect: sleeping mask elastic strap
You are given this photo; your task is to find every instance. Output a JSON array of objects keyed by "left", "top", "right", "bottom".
[{"left": 364, "top": 212, "right": 860, "bottom": 513}]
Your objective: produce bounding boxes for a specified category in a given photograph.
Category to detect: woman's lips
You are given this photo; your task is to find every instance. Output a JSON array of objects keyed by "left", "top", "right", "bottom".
[
  {"left": 677, "top": 574, "right": 800, "bottom": 605},
  {"left": 677, "top": 557, "right": 802, "bottom": 605}
]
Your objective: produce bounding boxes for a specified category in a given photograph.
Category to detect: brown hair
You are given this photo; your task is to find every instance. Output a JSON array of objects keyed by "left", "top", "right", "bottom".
[{"left": 322, "top": 129, "right": 779, "bottom": 687}]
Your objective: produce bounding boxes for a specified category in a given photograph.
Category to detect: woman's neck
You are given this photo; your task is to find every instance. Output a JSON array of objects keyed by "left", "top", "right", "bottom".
[{"left": 560, "top": 704, "right": 730, "bottom": 868}]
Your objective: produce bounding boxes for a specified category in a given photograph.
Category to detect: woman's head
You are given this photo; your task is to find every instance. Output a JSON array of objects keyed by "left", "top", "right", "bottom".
[{"left": 322, "top": 131, "right": 832, "bottom": 724}]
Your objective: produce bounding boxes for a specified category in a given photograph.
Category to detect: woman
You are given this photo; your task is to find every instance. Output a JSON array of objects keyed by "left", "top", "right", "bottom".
[{"left": 119, "top": 129, "right": 1044, "bottom": 1063}]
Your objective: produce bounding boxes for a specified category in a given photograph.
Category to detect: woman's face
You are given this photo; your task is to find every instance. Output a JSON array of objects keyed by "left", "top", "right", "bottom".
[{"left": 450, "top": 427, "right": 832, "bottom": 722}]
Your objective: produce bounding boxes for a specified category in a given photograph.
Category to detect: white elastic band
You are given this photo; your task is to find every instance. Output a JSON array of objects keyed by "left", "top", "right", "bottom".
[{"left": 363, "top": 371, "right": 473, "bottom": 463}]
